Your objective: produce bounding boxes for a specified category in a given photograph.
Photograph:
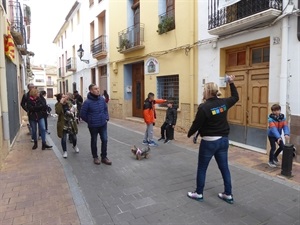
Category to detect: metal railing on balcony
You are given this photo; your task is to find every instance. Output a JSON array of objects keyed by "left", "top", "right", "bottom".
[
  {"left": 118, "top": 23, "right": 144, "bottom": 53},
  {"left": 66, "top": 57, "right": 76, "bottom": 71},
  {"left": 157, "top": 8, "right": 175, "bottom": 35},
  {"left": 46, "top": 81, "right": 54, "bottom": 86},
  {"left": 9, "top": 1, "right": 25, "bottom": 45},
  {"left": 91, "top": 35, "right": 107, "bottom": 58},
  {"left": 208, "top": 0, "right": 282, "bottom": 30}
]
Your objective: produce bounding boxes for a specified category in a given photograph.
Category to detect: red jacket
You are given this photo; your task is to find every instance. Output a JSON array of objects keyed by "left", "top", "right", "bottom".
[{"left": 143, "top": 98, "right": 166, "bottom": 124}]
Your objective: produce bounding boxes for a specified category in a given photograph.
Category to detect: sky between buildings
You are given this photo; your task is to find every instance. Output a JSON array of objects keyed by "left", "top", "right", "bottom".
[{"left": 25, "top": 0, "right": 73, "bottom": 66}]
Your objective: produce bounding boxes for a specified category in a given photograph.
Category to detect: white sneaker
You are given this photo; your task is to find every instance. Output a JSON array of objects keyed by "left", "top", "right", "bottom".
[
  {"left": 73, "top": 146, "right": 79, "bottom": 153},
  {"left": 63, "top": 151, "right": 68, "bottom": 158}
]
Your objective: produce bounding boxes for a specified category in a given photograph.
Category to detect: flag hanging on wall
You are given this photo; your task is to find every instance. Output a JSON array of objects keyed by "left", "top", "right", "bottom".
[{"left": 4, "top": 20, "right": 15, "bottom": 61}]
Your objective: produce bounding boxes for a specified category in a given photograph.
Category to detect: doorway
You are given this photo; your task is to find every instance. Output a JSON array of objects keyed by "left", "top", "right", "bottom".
[{"left": 132, "top": 62, "right": 144, "bottom": 118}]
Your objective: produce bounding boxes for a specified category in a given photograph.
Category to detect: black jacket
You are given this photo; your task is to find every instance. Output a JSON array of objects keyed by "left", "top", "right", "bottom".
[
  {"left": 165, "top": 107, "right": 177, "bottom": 125},
  {"left": 27, "top": 96, "right": 47, "bottom": 121},
  {"left": 20, "top": 92, "right": 30, "bottom": 112},
  {"left": 188, "top": 83, "right": 239, "bottom": 137},
  {"left": 74, "top": 94, "right": 83, "bottom": 109}
]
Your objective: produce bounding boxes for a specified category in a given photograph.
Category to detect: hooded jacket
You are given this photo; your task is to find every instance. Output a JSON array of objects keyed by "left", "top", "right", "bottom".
[
  {"left": 143, "top": 98, "right": 166, "bottom": 124},
  {"left": 80, "top": 93, "right": 109, "bottom": 128}
]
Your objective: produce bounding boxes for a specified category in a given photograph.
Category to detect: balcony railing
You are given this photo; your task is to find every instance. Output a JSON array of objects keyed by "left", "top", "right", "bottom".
[
  {"left": 66, "top": 57, "right": 76, "bottom": 71},
  {"left": 46, "top": 81, "right": 54, "bottom": 86},
  {"left": 118, "top": 23, "right": 144, "bottom": 53},
  {"left": 9, "top": 1, "right": 25, "bottom": 45},
  {"left": 157, "top": 8, "right": 175, "bottom": 35},
  {"left": 91, "top": 35, "right": 107, "bottom": 60},
  {"left": 208, "top": 0, "right": 282, "bottom": 35}
]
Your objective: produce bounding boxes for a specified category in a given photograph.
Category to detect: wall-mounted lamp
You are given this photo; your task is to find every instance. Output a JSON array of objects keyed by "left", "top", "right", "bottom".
[{"left": 77, "top": 44, "right": 89, "bottom": 64}]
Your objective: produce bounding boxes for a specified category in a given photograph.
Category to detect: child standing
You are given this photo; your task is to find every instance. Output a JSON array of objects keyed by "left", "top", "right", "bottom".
[
  {"left": 158, "top": 100, "right": 177, "bottom": 143},
  {"left": 143, "top": 92, "right": 167, "bottom": 147},
  {"left": 267, "top": 104, "right": 290, "bottom": 167}
]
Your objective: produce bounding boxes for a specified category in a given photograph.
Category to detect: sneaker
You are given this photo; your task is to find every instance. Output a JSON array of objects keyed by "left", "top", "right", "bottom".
[
  {"left": 73, "top": 146, "right": 79, "bottom": 153},
  {"left": 46, "top": 130, "right": 51, "bottom": 135},
  {"left": 158, "top": 137, "right": 165, "bottom": 141},
  {"left": 187, "top": 192, "right": 203, "bottom": 201},
  {"left": 218, "top": 193, "right": 234, "bottom": 204},
  {"left": 63, "top": 151, "right": 68, "bottom": 158},
  {"left": 31, "top": 139, "right": 34, "bottom": 142},
  {"left": 142, "top": 140, "right": 149, "bottom": 145},
  {"left": 148, "top": 141, "right": 158, "bottom": 147},
  {"left": 273, "top": 158, "right": 280, "bottom": 166},
  {"left": 193, "top": 136, "right": 197, "bottom": 144},
  {"left": 268, "top": 161, "right": 277, "bottom": 168},
  {"left": 164, "top": 139, "right": 170, "bottom": 144}
]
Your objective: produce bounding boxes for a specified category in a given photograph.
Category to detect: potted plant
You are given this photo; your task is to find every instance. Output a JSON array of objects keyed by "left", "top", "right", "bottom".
[
  {"left": 157, "top": 16, "right": 175, "bottom": 35},
  {"left": 117, "top": 38, "right": 131, "bottom": 51}
]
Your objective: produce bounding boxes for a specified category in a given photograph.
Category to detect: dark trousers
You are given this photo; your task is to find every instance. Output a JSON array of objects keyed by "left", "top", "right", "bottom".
[
  {"left": 89, "top": 123, "right": 108, "bottom": 159},
  {"left": 160, "top": 122, "right": 172, "bottom": 140},
  {"left": 268, "top": 136, "right": 284, "bottom": 162},
  {"left": 61, "top": 130, "right": 77, "bottom": 152}
]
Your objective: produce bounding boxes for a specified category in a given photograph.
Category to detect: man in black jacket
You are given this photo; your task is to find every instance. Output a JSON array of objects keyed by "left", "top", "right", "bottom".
[
  {"left": 158, "top": 100, "right": 177, "bottom": 143},
  {"left": 20, "top": 83, "right": 35, "bottom": 141}
]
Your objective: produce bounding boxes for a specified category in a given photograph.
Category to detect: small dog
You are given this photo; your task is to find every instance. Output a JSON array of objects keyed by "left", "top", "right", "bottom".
[{"left": 131, "top": 145, "right": 150, "bottom": 160}]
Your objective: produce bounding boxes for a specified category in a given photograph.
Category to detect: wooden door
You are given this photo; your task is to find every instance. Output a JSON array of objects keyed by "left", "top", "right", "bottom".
[
  {"left": 132, "top": 63, "right": 144, "bottom": 118},
  {"left": 47, "top": 88, "right": 53, "bottom": 98}
]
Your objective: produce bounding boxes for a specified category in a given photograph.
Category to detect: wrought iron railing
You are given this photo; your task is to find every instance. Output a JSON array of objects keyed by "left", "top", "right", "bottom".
[
  {"left": 66, "top": 57, "right": 76, "bottom": 71},
  {"left": 91, "top": 35, "right": 107, "bottom": 56},
  {"left": 8, "top": 1, "right": 24, "bottom": 37},
  {"left": 208, "top": 0, "right": 282, "bottom": 30},
  {"left": 157, "top": 8, "right": 175, "bottom": 34},
  {"left": 118, "top": 23, "right": 144, "bottom": 52}
]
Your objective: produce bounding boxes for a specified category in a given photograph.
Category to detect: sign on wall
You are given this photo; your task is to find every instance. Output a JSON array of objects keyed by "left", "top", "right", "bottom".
[
  {"left": 145, "top": 57, "right": 159, "bottom": 75},
  {"left": 218, "top": 0, "right": 241, "bottom": 9}
]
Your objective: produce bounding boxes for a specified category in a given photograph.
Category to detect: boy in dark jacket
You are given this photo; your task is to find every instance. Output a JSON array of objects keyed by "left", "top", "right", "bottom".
[
  {"left": 267, "top": 104, "right": 290, "bottom": 167},
  {"left": 158, "top": 100, "right": 177, "bottom": 143}
]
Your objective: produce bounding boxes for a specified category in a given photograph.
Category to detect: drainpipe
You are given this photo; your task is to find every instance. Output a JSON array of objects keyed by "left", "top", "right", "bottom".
[
  {"left": 0, "top": 12, "right": 10, "bottom": 141},
  {"left": 189, "top": 0, "right": 195, "bottom": 125},
  {"left": 279, "top": 0, "right": 290, "bottom": 115}
]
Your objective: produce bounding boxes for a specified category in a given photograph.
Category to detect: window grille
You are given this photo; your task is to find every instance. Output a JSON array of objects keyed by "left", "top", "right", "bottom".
[{"left": 157, "top": 75, "right": 179, "bottom": 107}]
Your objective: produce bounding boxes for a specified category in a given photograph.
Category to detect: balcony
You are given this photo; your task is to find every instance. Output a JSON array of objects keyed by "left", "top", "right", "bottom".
[
  {"left": 157, "top": 8, "right": 175, "bottom": 35},
  {"left": 46, "top": 81, "right": 54, "bottom": 86},
  {"left": 91, "top": 35, "right": 107, "bottom": 60},
  {"left": 208, "top": 0, "right": 282, "bottom": 36},
  {"left": 9, "top": 1, "right": 25, "bottom": 45},
  {"left": 66, "top": 57, "right": 76, "bottom": 71},
  {"left": 118, "top": 24, "right": 144, "bottom": 54}
]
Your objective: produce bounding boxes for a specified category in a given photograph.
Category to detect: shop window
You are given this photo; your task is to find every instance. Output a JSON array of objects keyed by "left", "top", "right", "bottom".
[{"left": 157, "top": 75, "right": 179, "bottom": 107}]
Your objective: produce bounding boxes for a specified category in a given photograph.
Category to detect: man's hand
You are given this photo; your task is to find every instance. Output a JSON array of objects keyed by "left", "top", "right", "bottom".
[
  {"left": 277, "top": 137, "right": 282, "bottom": 144},
  {"left": 284, "top": 135, "right": 290, "bottom": 143}
]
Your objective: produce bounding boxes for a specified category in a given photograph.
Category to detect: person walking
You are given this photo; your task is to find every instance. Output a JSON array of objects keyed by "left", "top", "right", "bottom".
[
  {"left": 158, "top": 100, "right": 177, "bottom": 143},
  {"left": 80, "top": 84, "right": 111, "bottom": 165},
  {"left": 27, "top": 88, "right": 52, "bottom": 150},
  {"left": 142, "top": 92, "right": 167, "bottom": 147},
  {"left": 55, "top": 93, "right": 79, "bottom": 158},
  {"left": 73, "top": 90, "right": 83, "bottom": 123},
  {"left": 102, "top": 90, "right": 109, "bottom": 103},
  {"left": 39, "top": 91, "right": 50, "bottom": 135},
  {"left": 187, "top": 75, "right": 239, "bottom": 204},
  {"left": 20, "top": 83, "right": 35, "bottom": 141}
]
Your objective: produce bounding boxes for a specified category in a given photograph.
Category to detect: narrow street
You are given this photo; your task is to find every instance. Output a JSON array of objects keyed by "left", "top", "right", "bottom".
[{"left": 45, "top": 110, "right": 300, "bottom": 225}]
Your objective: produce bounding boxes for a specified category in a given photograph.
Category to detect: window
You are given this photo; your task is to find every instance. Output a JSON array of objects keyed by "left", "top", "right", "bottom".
[
  {"left": 100, "top": 65, "right": 107, "bottom": 76},
  {"left": 2, "top": 0, "right": 6, "bottom": 12},
  {"left": 35, "top": 79, "right": 44, "bottom": 83},
  {"left": 157, "top": 75, "right": 179, "bottom": 107},
  {"left": 66, "top": 80, "right": 69, "bottom": 93},
  {"left": 157, "top": 0, "right": 175, "bottom": 34},
  {"left": 91, "top": 68, "right": 96, "bottom": 84},
  {"left": 252, "top": 47, "right": 269, "bottom": 64},
  {"left": 71, "top": 18, "right": 73, "bottom": 31},
  {"left": 227, "top": 51, "right": 246, "bottom": 67},
  {"left": 89, "top": 0, "right": 94, "bottom": 7}
]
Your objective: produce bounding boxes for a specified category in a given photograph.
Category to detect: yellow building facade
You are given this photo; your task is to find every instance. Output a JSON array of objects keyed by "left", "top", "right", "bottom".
[{"left": 108, "top": 0, "right": 198, "bottom": 132}]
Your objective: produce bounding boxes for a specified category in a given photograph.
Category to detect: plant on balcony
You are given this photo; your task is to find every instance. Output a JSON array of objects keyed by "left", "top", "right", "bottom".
[
  {"left": 117, "top": 38, "right": 131, "bottom": 52},
  {"left": 157, "top": 16, "right": 175, "bottom": 35}
]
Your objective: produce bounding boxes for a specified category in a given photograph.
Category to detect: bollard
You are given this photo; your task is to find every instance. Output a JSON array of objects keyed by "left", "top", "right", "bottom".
[{"left": 281, "top": 143, "right": 294, "bottom": 177}]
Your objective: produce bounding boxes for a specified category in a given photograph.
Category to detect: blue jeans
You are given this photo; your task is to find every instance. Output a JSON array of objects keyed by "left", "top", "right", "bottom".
[
  {"left": 196, "top": 137, "right": 232, "bottom": 195},
  {"left": 29, "top": 118, "right": 46, "bottom": 143},
  {"left": 268, "top": 136, "right": 284, "bottom": 162},
  {"left": 89, "top": 123, "right": 108, "bottom": 159},
  {"left": 61, "top": 130, "right": 77, "bottom": 152}
]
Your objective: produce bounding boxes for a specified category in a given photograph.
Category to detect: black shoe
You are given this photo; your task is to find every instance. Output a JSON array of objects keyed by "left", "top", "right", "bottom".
[
  {"left": 42, "top": 143, "right": 52, "bottom": 150},
  {"left": 158, "top": 137, "right": 165, "bottom": 141},
  {"left": 32, "top": 141, "right": 38, "bottom": 150},
  {"left": 164, "top": 139, "right": 170, "bottom": 144},
  {"left": 193, "top": 136, "right": 197, "bottom": 144}
]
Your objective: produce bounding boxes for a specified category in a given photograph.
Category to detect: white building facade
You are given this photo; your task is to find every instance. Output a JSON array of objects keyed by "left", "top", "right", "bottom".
[
  {"left": 198, "top": 0, "right": 300, "bottom": 159},
  {"left": 53, "top": 0, "right": 110, "bottom": 99}
]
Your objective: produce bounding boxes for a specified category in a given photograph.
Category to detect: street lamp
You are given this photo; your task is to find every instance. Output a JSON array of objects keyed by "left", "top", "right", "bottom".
[{"left": 77, "top": 44, "right": 89, "bottom": 64}]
